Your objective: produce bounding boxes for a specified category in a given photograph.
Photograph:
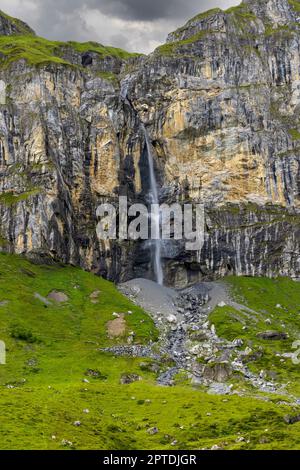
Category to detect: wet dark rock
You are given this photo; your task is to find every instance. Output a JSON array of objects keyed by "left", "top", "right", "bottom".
[
  {"left": 82, "top": 53, "right": 93, "bottom": 67},
  {"left": 85, "top": 369, "right": 107, "bottom": 380},
  {"left": 257, "top": 331, "right": 288, "bottom": 341},
  {"left": 147, "top": 427, "right": 159, "bottom": 435},
  {"left": 120, "top": 373, "right": 142, "bottom": 384},
  {"left": 283, "top": 414, "right": 300, "bottom": 425}
]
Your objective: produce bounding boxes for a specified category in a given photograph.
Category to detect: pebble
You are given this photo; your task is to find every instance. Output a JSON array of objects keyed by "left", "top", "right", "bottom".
[
  {"left": 167, "top": 314, "right": 177, "bottom": 324},
  {"left": 147, "top": 427, "right": 158, "bottom": 435},
  {"left": 61, "top": 439, "right": 73, "bottom": 447}
]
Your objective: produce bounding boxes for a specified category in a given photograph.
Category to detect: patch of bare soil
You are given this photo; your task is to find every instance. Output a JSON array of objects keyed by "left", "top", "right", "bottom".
[
  {"left": 90, "top": 290, "right": 101, "bottom": 304},
  {"left": 107, "top": 314, "right": 126, "bottom": 338}
]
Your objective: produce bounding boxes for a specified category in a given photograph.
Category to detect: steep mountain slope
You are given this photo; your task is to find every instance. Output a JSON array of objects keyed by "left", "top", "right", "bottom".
[
  {"left": 0, "top": 1, "right": 300, "bottom": 286},
  {"left": 0, "top": 10, "right": 35, "bottom": 36}
]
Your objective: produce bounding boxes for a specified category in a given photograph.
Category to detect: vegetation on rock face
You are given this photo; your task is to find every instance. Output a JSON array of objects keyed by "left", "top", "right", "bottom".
[
  {"left": 155, "top": 0, "right": 300, "bottom": 57},
  {"left": 0, "top": 35, "right": 140, "bottom": 69},
  {"left": 188, "top": 8, "right": 223, "bottom": 24},
  {"left": 170, "top": 8, "right": 222, "bottom": 40},
  {"left": 0, "top": 189, "right": 41, "bottom": 207},
  {"left": 0, "top": 36, "right": 69, "bottom": 67},
  {"left": 225, "top": 3, "right": 256, "bottom": 21},
  {"left": 65, "top": 41, "right": 140, "bottom": 60},
  {"left": 0, "top": 10, "right": 35, "bottom": 36},
  {"left": 155, "top": 30, "right": 211, "bottom": 56},
  {"left": 0, "top": 1, "right": 297, "bottom": 66},
  {"left": 0, "top": 10, "right": 140, "bottom": 70},
  {"left": 0, "top": 253, "right": 300, "bottom": 449},
  {"left": 288, "top": 128, "right": 300, "bottom": 140},
  {"left": 155, "top": 1, "right": 259, "bottom": 56}
]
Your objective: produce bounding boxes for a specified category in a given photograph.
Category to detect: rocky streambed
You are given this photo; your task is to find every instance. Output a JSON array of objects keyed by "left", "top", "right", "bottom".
[{"left": 110, "top": 279, "right": 293, "bottom": 398}]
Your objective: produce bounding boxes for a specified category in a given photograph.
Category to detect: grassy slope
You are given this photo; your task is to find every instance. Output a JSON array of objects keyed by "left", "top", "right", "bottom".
[
  {"left": 0, "top": 253, "right": 300, "bottom": 449},
  {"left": 0, "top": 36, "right": 140, "bottom": 69},
  {"left": 210, "top": 277, "right": 300, "bottom": 396},
  {"left": 0, "top": 10, "right": 141, "bottom": 72}
]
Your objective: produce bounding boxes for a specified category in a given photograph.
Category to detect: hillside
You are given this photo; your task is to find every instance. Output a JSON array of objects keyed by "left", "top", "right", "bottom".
[
  {"left": 1, "top": 253, "right": 300, "bottom": 449},
  {"left": 1, "top": 0, "right": 300, "bottom": 452}
]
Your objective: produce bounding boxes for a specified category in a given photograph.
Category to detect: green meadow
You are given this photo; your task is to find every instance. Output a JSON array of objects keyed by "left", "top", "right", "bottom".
[{"left": 1, "top": 253, "right": 300, "bottom": 449}]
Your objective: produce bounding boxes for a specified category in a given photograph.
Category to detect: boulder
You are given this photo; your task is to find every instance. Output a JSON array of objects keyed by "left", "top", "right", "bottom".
[
  {"left": 147, "top": 427, "right": 158, "bottom": 435},
  {"left": 47, "top": 291, "right": 69, "bottom": 303},
  {"left": 167, "top": 314, "right": 177, "bottom": 324},
  {"left": 203, "top": 362, "right": 232, "bottom": 382},
  {"left": 283, "top": 414, "right": 300, "bottom": 425},
  {"left": 120, "top": 373, "right": 142, "bottom": 385},
  {"left": 257, "top": 331, "right": 288, "bottom": 340}
]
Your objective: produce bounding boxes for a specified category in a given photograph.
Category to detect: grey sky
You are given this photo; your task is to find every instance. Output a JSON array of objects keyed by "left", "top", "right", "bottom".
[{"left": 0, "top": 0, "right": 239, "bottom": 53}]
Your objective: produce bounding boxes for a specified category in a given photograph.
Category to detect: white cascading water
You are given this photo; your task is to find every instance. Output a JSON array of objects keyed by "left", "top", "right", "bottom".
[
  {"left": 120, "top": 83, "right": 163, "bottom": 285},
  {"left": 142, "top": 125, "right": 164, "bottom": 285}
]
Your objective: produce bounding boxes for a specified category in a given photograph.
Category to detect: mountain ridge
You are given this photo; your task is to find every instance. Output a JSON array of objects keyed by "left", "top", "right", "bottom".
[
  {"left": 0, "top": 9, "right": 36, "bottom": 36},
  {"left": 1, "top": 0, "right": 300, "bottom": 67},
  {"left": 0, "top": 0, "right": 300, "bottom": 286},
  {"left": 2, "top": 1, "right": 300, "bottom": 64}
]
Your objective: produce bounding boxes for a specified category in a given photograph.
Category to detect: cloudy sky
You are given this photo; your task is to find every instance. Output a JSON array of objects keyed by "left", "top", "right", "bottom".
[{"left": 0, "top": 0, "right": 239, "bottom": 53}]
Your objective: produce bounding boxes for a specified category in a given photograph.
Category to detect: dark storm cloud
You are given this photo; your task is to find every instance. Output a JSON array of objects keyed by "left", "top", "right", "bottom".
[
  {"left": 34, "top": 0, "right": 237, "bottom": 21},
  {"left": 0, "top": 0, "right": 239, "bottom": 52},
  {"left": 93, "top": 0, "right": 201, "bottom": 21}
]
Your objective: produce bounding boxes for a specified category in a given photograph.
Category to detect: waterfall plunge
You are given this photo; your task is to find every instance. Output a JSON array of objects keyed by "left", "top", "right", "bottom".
[
  {"left": 142, "top": 125, "right": 164, "bottom": 285},
  {"left": 120, "top": 83, "right": 163, "bottom": 285}
]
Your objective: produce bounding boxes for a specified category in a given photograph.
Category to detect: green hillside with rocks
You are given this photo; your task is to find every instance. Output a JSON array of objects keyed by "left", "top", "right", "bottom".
[{"left": 1, "top": 253, "right": 300, "bottom": 450}]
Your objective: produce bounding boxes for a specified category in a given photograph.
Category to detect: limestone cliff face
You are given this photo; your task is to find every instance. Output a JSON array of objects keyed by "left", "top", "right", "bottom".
[{"left": 0, "top": 0, "right": 300, "bottom": 287}]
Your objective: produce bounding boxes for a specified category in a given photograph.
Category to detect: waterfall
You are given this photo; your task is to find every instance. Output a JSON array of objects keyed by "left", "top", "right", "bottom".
[
  {"left": 142, "top": 125, "right": 164, "bottom": 285},
  {"left": 120, "top": 81, "right": 163, "bottom": 285}
]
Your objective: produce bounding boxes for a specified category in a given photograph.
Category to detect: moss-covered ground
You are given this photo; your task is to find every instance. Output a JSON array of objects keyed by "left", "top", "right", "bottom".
[{"left": 1, "top": 253, "right": 300, "bottom": 449}]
